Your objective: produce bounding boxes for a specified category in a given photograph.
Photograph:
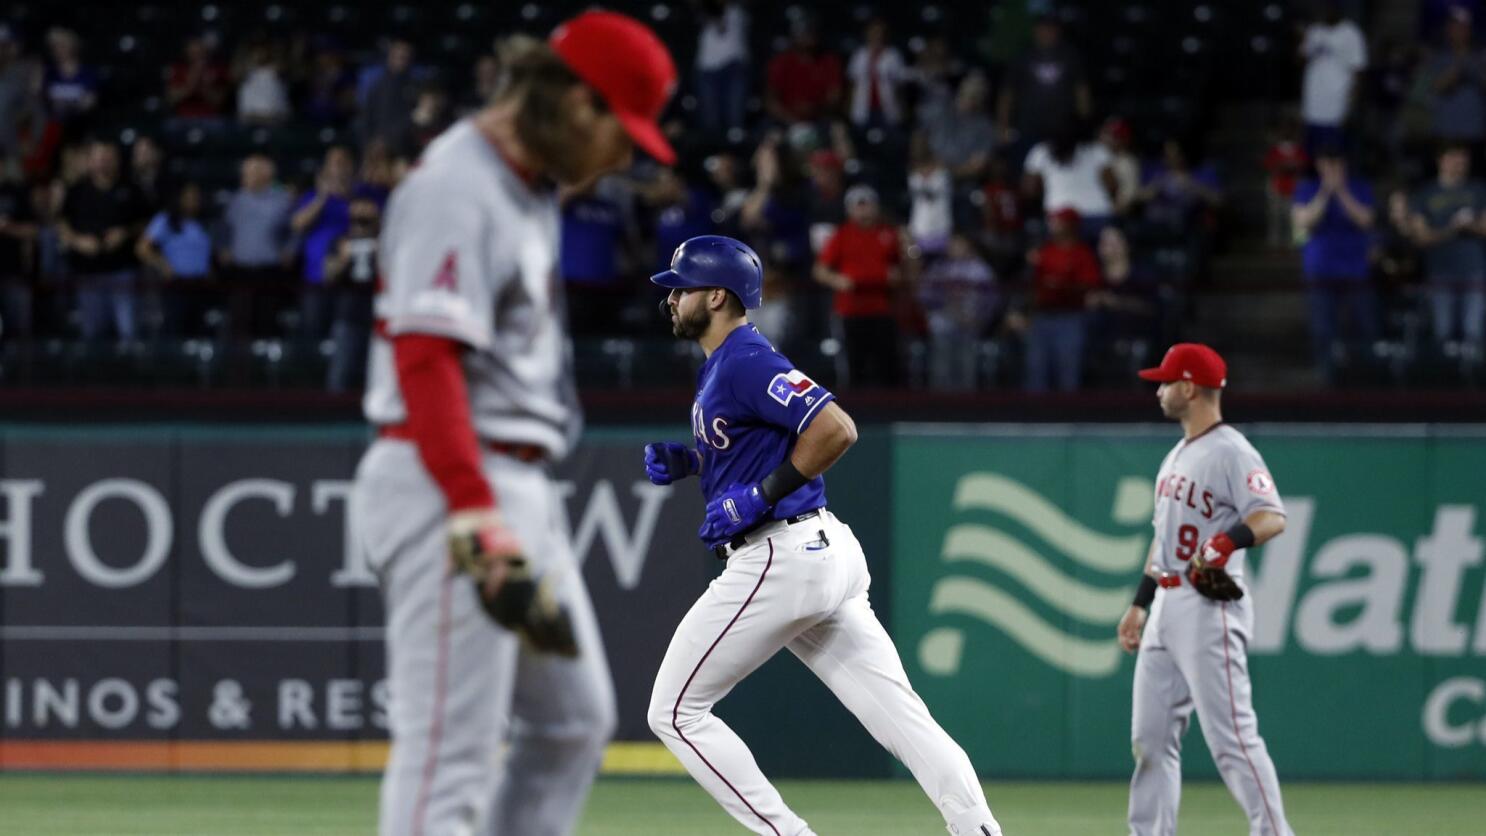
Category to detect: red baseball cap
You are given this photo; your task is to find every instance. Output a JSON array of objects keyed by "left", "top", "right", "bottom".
[
  {"left": 550, "top": 11, "right": 678, "bottom": 165},
  {"left": 1138, "top": 343, "right": 1228, "bottom": 388}
]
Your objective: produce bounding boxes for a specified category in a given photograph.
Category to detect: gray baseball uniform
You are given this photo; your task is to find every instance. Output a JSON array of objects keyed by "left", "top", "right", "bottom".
[
  {"left": 350, "top": 119, "right": 614, "bottom": 836},
  {"left": 1130, "top": 423, "right": 1293, "bottom": 836}
]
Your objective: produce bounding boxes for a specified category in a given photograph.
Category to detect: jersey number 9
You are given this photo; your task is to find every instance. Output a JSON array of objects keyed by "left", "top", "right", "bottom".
[{"left": 1175, "top": 524, "right": 1199, "bottom": 561}]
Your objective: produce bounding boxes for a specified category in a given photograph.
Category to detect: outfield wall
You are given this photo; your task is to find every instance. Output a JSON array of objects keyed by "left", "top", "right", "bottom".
[{"left": 0, "top": 424, "right": 1481, "bottom": 781}]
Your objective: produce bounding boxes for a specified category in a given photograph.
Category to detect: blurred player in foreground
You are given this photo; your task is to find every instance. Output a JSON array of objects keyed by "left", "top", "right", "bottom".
[
  {"left": 349, "top": 12, "right": 676, "bottom": 835},
  {"left": 1119, "top": 343, "right": 1294, "bottom": 836},
  {"left": 642, "top": 235, "right": 1003, "bottom": 836}
]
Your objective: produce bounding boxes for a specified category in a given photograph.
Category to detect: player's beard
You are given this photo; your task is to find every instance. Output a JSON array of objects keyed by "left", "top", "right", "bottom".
[{"left": 671, "top": 304, "right": 710, "bottom": 340}]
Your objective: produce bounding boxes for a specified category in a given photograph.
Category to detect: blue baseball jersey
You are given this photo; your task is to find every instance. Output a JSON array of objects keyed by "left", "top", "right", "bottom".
[{"left": 691, "top": 324, "right": 834, "bottom": 543}]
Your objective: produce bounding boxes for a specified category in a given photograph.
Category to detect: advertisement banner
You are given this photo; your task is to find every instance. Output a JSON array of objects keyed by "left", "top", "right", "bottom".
[
  {"left": 0, "top": 425, "right": 894, "bottom": 777},
  {"left": 890, "top": 426, "right": 1486, "bottom": 780}
]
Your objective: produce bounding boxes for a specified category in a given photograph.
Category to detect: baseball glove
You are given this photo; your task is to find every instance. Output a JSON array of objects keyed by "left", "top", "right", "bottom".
[
  {"left": 1187, "top": 562, "right": 1244, "bottom": 602},
  {"left": 449, "top": 510, "right": 578, "bottom": 657}
]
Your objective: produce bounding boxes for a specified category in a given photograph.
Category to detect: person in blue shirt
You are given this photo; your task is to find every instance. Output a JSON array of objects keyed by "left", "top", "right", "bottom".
[
  {"left": 1292, "top": 146, "right": 1379, "bottom": 383},
  {"left": 136, "top": 182, "right": 216, "bottom": 337},
  {"left": 641, "top": 235, "right": 1003, "bottom": 836}
]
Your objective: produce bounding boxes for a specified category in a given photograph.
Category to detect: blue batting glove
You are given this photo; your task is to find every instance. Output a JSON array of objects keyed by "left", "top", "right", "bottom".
[
  {"left": 644, "top": 442, "right": 699, "bottom": 486},
  {"left": 703, "top": 482, "right": 771, "bottom": 541}
]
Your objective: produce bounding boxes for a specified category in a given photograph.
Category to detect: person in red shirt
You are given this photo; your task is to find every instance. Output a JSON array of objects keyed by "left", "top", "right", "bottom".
[
  {"left": 166, "top": 36, "right": 229, "bottom": 120},
  {"left": 814, "top": 184, "right": 902, "bottom": 386},
  {"left": 765, "top": 18, "right": 843, "bottom": 125},
  {"left": 1263, "top": 116, "right": 1309, "bottom": 247},
  {"left": 1024, "top": 206, "right": 1101, "bottom": 392}
]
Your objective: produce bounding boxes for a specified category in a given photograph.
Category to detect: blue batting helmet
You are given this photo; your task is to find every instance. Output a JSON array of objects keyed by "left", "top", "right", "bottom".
[{"left": 650, "top": 235, "right": 763, "bottom": 309}]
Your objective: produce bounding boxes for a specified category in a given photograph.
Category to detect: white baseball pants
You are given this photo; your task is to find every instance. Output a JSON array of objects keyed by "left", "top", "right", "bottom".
[
  {"left": 648, "top": 511, "right": 1001, "bottom": 836},
  {"left": 1129, "top": 583, "right": 1292, "bottom": 836},
  {"left": 352, "top": 439, "right": 616, "bottom": 836}
]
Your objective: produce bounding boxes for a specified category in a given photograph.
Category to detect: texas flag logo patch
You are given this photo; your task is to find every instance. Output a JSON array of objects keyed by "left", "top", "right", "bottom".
[{"left": 767, "top": 369, "right": 817, "bottom": 406}]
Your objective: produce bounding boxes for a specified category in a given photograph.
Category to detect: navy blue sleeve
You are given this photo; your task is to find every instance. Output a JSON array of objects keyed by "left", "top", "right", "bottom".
[{"left": 727, "top": 349, "right": 836, "bottom": 435}]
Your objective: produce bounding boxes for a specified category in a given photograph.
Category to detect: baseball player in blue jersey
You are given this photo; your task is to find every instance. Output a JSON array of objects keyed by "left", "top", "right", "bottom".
[{"left": 641, "top": 235, "right": 1003, "bottom": 836}]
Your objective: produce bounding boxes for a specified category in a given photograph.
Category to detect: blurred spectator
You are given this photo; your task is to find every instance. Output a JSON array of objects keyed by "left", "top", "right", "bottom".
[
  {"left": 846, "top": 18, "right": 907, "bottom": 130},
  {"left": 996, "top": 13, "right": 1091, "bottom": 156},
  {"left": 646, "top": 168, "right": 716, "bottom": 273},
  {"left": 59, "top": 141, "right": 145, "bottom": 343},
  {"left": 409, "top": 83, "right": 452, "bottom": 154},
  {"left": 1090, "top": 224, "right": 1160, "bottom": 350},
  {"left": 42, "top": 28, "right": 98, "bottom": 139},
  {"left": 358, "top": 39, "right": 419, "bottom": 154},
  {"left": 1424, "top": 0, "right": 1485, "bottom": 38},
  {"left": 1420, "top": 6, "right": 1486, "bottom": 147},
  {"left": 167, "top": 36, "right": 229, "bottom": 120},
  {"left": 290, "top": 146, "right": 360, "bottom": 342},
  {"left": 0, "top": 164, "right": 37, "bottom": 347},
  {"left": 1292, "top": 147, "right": 1378, "bottom": 382},
  {"left": 237, "top": 42, "right": 290, "bottom": 126},
  {"left": 561, "top": 177, "right": 632, "bottom": 337},
  {"left": 137, "top": 182, "right": 215, "bottom": 337},
  {"left": 1263, "top": 116, "right": 1310, "bottom": 246},
  {"left": 357, "top": 140, "right": 398, "bottom": 204},
  {"left": 918, "top": 232, "right": 996, "bottom": 390},
  {"left": 137, "top": 183, "right": 212, "bottom": 280},
  {"left": 303, "top": 40, "right": 356, "bottom": 126},
  {"left": 806, "top": 148, "right": 848, "bottom": 228},
  {"left": 741, "top": 137, "right": 815, "bottom": 345},
  {"left": 1406, "top": 143, "right": 1486, "bottom": 350},
  {"left": 461, "top": 54, "right": 501, "bottom": 115},
  {"left": 1300, "top": 1, "right": 1368, "bottom": 156},
  {"left": 923, "top": 72, "right": 995, "bottom": 185},
  {"left": 0, "top": 26, "right": 43, "bottom": 160},
  {"left": 905, "top": 34, "right": 965, "bottom": 125},
  {"left": 765, "top": 18, "right": 843, "bottom": 126},
  {"left": 1376, "top": 187, "right": 1424, "bottom": 309},
  {"left": 221, "top": 154, "right": 292, "bottom": 276},
  {"left": 1022, "top": 128, "right": 1117, "bottom": 240},
  {"left": 28, "top": 180, "right": 66, "bottom": 283},
  {"left": 1132, "top": 139, "right": 1223, "bottom": 248},
  {"left": 1369, "top": 39, "right": 1421, "bottom": 166},
  {"left": 129, "top": 136, "right": 170, "bottom": 217},
  {"left": 814, "top": 184, "right": 902, "bottom": 386},
  {"left": 694, "top": 0, "right": 750, "bottom": 137},
  {"left": 704, "top": 151, "right": 750, "bottom": 234},
  {"left": 977, "top": 155, "right": 1025, "bottom": 268},
  {"left": 1099, "top": 117, "right": 1140, "bottom": 215},
  {"left": 907, "top": 137, "right": 953, "bottom": 258},
  {"left": 1022, "top": 207, "right": 1101, "bottom": 392},
  {"left": 323, "top": 196, "right": 380, "bottom": 392}
]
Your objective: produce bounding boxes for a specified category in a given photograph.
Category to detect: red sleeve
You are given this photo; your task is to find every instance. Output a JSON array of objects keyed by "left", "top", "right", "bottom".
[
  {"left": 819, "top": 228, "right": 844, "bottom": 270},
  {"left": 767, "top": 55, "right": 786, "bottom": 95},
  {"left": 392, "top": 334, "right": 496, "bottom": 512}
]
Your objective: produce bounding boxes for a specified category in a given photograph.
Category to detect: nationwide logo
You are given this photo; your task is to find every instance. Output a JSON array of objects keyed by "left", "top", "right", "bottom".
[{"left": 917, "top": 472, "right": 1152, "bottom": 679}]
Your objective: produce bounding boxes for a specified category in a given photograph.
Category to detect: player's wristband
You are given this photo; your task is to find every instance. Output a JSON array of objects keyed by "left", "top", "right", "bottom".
[
  {"left": 759, "top": 460, "right": 809, "bottom": 505},
  {"left": 1132, "top": 574, "right": 1158, "bottom": 610},
  {"left": 1224, "top": 522, "right": 1256, "bottom": 550}
]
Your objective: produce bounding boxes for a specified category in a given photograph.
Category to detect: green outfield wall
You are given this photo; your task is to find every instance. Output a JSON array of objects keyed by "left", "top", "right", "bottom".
[
  {"left": 0, "top": 424, "right": 1481, "bottom": 780},
  {"left": 890, "top": 425, "right": 1486, "bottom": 781}
]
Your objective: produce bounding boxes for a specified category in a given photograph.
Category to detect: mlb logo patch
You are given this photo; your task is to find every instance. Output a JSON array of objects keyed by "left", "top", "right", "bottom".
[{"left": 768, "top": 369, "right": 816, "bottom": 406}]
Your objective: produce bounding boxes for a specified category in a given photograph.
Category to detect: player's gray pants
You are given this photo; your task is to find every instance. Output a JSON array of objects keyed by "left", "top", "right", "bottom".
[
  {"left": 647, "top": 512, "right": 1000, "bottom": 836},
  {"left": 1129, "top": 583, "right": 1292, "bottom": 836},
  {"left": 352, "top": 439, "right": 617, "bottom": 836}
]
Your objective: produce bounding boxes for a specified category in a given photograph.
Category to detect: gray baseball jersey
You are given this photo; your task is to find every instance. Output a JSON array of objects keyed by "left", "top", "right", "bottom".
[
  {"left": 1150, "top": 424, "right": 1285, "bottom": 578},
  {"left": 1130, "top": 422, "right": 1294, "bottom": 836},
  {"left": 364, "top": 118, "right": 582, "bottom": 459}
]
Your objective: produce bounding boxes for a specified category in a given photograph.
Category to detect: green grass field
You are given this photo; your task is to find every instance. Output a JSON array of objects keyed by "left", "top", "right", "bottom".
[{"left": 1, "top": 775, "right": 1481, "bottom": 834}]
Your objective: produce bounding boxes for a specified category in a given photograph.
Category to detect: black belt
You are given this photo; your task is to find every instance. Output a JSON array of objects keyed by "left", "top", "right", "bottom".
[{"left": 713, "top": 508, "right": 824, "bottom": 560}]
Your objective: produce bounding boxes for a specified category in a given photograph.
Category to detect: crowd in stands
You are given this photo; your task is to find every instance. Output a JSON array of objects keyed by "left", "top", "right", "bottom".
[
  {"left": 1289, "top": 0, "right": 1486, "bottom": 385},
  {"left": 0, "top": 1, "right": 1477, "bottom": 391}
]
